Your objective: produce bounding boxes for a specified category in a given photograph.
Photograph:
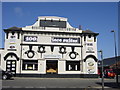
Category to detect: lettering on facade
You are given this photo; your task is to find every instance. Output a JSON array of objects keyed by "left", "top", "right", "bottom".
[
  {"left": 24, "top": 36, "right": 37, "bottom": 42},
  {"left": 44, "top": 55, "right": 61, "bottom": 59},
  {"left": 51, "top": 37, "right": 80, "bottom": 43}
]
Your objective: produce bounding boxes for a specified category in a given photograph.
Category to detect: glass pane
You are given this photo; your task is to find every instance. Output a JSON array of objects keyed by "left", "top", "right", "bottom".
[
  {"left": 27, "top": 64, "right": 33, "bottom": 70},
  {"left": 66, "top": 61, "right": 80, "bottom": 71},
  {"left": 22, "top": 60, "right": 38, "bottom": 70}
]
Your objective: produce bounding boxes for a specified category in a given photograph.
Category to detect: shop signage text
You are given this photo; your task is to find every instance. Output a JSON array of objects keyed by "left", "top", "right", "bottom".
[
  {"left": 51, "top": 37, "right": 80, "bottom": 43},
  {"left": 44, "top": 55, "right": 61, "bottom": 59},
  {"left": 24, "top": 36, "right": 37, "bottom": 42}
]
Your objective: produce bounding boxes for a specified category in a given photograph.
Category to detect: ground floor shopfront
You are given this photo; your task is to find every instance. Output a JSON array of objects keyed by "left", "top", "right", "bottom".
[{"left": 4, "top": 58, "right": 98, "bottom": 78}]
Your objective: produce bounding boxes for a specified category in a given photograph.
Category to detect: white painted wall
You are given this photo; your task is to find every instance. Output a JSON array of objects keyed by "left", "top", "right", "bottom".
[{"left": 1, "top": 16, "right": 98, "bottom": 75}]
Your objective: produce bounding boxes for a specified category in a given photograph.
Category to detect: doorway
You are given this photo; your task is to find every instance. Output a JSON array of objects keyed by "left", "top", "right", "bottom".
[
  {"left": 6, "top": 60, "right": 16, "bottom": 76},
  {"left": 46, "top": 60, "right": 58, "bottom": 74}
]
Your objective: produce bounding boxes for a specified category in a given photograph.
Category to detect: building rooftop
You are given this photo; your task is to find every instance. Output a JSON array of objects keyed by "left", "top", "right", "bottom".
[
  {"left": 4, "top": 26, "right": 22, "bottom": 32},
  {"left": 98, "top": 56, "right": 120, "bottom": 68},
  {"left": 3, "top": 16, "right": 99, "bottom": 35}
]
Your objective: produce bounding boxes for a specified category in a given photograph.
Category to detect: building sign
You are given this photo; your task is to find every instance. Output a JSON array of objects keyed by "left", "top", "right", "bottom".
[
  {"left": 44, "top": 55, "right": 61, "bottom": 59},
  {"left": 87, "top": 61, "right": 95, "bottom": 74},
  {"left": 51, "top": 37, "right": 80, "bottom": 43},
  {"left": 40, "top": 20, "right": 66, "bottom": 28},
  {"left": 24, "top": 36, "right": 37, "bottom": 42}
]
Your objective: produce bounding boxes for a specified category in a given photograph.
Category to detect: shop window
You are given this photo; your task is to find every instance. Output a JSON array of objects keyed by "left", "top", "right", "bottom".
[
  {"left": 22, "top": 60, "right": 38, "bottom": 70},
  {"left": 66, "top": 61, "right": 80, "bottom": 71}
]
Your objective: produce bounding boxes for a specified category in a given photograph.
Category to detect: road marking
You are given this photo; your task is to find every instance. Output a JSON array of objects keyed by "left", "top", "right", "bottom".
[
  {"left": 34, "top": 86, "right": 46, "bottom": 88},
  {"left": 12, "top": 86, "right": 23, "bottom": 88},
  {"left": 92, "top": 86, "right": 111, "bottom": 88},
  {"left": 25, "top": 86, "right": 34, "bottom": 88}
]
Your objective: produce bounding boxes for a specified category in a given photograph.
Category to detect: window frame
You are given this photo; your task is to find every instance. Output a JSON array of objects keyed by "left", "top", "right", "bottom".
[
  {"left": 22, "top": 60, "right": 38, "bottom": 71},
  {"left": 66, "top": 61, "right": 80, "bottom": 71}
]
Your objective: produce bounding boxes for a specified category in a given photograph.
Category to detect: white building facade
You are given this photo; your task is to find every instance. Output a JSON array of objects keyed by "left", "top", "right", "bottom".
[{"left": 0, "top": 16, "right": 99, "bottom": 78}]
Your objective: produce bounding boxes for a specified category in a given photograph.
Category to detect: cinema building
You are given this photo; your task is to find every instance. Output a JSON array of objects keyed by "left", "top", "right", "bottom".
[{"left": 0, "top": 16, "right": 99, "bottom": 78}]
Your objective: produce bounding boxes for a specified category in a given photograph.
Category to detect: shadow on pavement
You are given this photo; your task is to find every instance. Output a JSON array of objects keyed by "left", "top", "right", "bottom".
[{"left": 96, "top": 82, "right": 120, "bottom": 89}]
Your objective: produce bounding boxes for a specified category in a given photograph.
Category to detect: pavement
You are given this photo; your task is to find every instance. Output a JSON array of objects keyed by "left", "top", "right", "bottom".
[{"left": 1, "top": 77, "right": 120, "bottom": 90}]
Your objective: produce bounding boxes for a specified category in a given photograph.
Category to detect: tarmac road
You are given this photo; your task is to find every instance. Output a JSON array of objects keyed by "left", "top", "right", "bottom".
[{"left": 2, "top": 77, "right": 120, "bottom": 90}]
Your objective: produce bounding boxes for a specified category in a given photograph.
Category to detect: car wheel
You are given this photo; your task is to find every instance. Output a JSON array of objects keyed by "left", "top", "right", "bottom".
[{"left": 2, "top": 75, "right": 7, "bottom": 80}]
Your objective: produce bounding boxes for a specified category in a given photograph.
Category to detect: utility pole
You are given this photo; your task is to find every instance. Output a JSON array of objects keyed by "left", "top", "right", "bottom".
[
  {"left": 98, "top": 50, "right": 104, "bottom": 90},
  {"left": 111, "top": 30, "right": 118, "bottom": 84}
]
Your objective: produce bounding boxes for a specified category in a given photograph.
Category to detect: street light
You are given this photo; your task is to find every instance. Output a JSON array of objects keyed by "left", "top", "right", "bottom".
[
  {"left": 111, "top": 30, "right": 118, "bottom": 84},
  {"left": 98, "top": 50, "right": 104, "bottom": 90}
]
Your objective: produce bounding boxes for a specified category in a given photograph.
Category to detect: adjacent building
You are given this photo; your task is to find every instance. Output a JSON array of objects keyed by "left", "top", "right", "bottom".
[
  {"left": 98, "top": 56, "right": 120, "bottom": 73},
  {"left": 0, "top": 16, "right": 99, "bottom": 78}
]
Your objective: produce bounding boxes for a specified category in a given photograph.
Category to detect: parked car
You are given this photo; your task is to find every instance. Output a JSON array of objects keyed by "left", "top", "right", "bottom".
[
  {"left": 104, "top": 69, "right": 116, "bottom": 78},
  {"left": 98, "top": 69, "right": 102, "bottom": 78},
  {"left": 0, "top": 70, "right": 13, "bottom": 80}
]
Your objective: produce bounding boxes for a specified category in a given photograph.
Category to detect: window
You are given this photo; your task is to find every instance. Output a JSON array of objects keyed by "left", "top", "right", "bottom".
[
  {"left": 84, "top": 36, "right": 86, "bottom": 41},
  {"left": 87, "top": 43, "right": 93, "bottom": 46},
  {"left": 12, "top": 32, "right": 15, "bottom": 35},
  {"left": 94, "top": 36, "right": 96, "bottom": 42},
  {"left": 22, "top": 60, "right": 38, "bottom": 70},
  {"left": 88, "top": 35, "right": 91, "bottom": 38},
  {"left": 66, "top": 61, "right": 80, "bottom": 71},
  {"left": 17, "top": 33, "right": 20, "bottom": 39},
  {"left": 6, "top": 32, "right": 9, "bottom": 39},
  {"left": 10, "top": 35, "right": 16, "bottom": 38}
]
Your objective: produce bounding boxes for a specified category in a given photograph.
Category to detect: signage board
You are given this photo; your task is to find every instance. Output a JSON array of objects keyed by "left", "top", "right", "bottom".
[
  {"left": 87, "top": 61, "right": 95, "bottom": 74},
  {"left": 40, "top": 20, "right": 66, "bottom": 28},
  {"left": 44, "top": 55, "right": 61, "bottom": 59},
  {"left": 24, "top": 36, "right": 37, "bottom": 42},
  {"left": 51, "top": 37, "right": 80, "bottom": 44}
]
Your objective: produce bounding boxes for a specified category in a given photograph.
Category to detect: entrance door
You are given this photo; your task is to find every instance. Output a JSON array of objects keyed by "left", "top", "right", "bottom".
[
  {"left": 6, "top": 60, "right": 16, "bottom": 76},
  {"left": 46, "top": 60, "right": 58, "bottom": 74}
]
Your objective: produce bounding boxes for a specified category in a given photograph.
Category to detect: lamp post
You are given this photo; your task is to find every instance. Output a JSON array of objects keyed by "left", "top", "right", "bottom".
[
  {"left": 98, "top": 50, "right": 104, "bottom": 90},
  {"left": 111, "top": 30, "right": 118, "bottom": 84}
]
